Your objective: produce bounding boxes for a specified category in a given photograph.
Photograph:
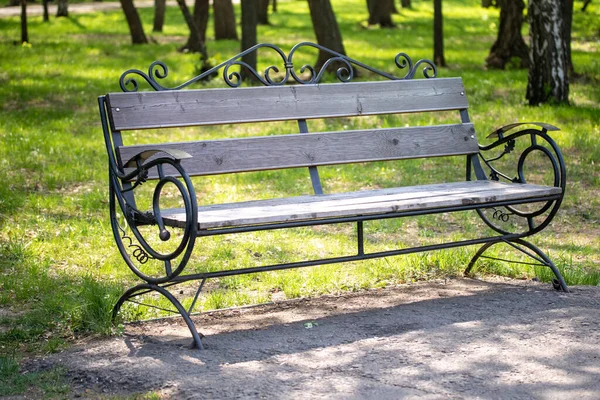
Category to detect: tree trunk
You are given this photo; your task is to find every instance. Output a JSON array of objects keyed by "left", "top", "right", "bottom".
[
  {"left": 21, "top": 0, "right": 28, "bottom": 44},
  {"left": 581, "top": 0, "right": 591, "bottom": 11},
  {"left": 42, "top": 0, "right": 49, "bottom": 22},
  {"left": 258, "top": 0, "right": 270, "bottom": 25},
  {"left": 120, "top": 0, "right": 148, "bottom": 44},
  {"left": 485, "top": 0, "right": 529, "bottom": 69},
  {"left": 367, "top": 0, "right": 396, "bottom": 28},
  {"left": 526, "top": 0, "right": 569, "bottom": 105},
  {"left": 175, "top": 0, "right": 208, "bottom": 56},
  {"left": 153, "top": 0, "right": 166, "bottom": 32},
  {"left": 308, "top": 0, "right": 347, "bottom": 72},
  {"left": 192, "top": 0, "right": 209, "bottom": 43},
  {"left": 214, "top": 0, "right": 238, "bottom": 40},
  {"left": 272, "top": 0, "right": 277, "bottom": 12},
  {"left": 240, "top": 0, "right": 258, "bottom": 82},
  {"left": 433, "top": 0, "right": 446, "bottom": 67},
  {"left": 56, "top": 0, "right": 68, "bottom": 17},
  {"left": 562, "top": 0, "right": 574, "bottom": 74},
  {"left": 179, "top": 0, "right": 209, "bottom": 51},
  {"left": 401, "top": 0, "right": 411, "bottom": 8}
]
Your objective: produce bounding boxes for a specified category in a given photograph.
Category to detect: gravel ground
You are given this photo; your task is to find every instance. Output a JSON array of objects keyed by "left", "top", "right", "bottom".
[{"left": 25, "top": 277, "right": 600, "bottom": 399}]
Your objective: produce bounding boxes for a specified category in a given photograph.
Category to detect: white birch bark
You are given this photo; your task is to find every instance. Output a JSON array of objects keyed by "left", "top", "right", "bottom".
[{"left": 526, "top": 0, "right": 569, "bottom": 105}]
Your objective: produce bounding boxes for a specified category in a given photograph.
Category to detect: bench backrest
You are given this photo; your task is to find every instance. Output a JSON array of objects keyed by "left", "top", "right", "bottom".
[{"left": 105, "top": 78, "right": 478, "bottom": 180}]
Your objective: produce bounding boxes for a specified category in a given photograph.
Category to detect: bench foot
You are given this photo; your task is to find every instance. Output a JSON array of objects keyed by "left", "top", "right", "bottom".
[
  {"left": 113, "top": 283, "right": 205, "bottom": 349},
  {"left": 465, "top": 238, "right": 569, "bottom": 292}
]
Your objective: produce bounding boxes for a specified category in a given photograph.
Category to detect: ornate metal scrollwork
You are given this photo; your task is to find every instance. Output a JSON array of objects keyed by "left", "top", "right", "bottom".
[
  {"left": 491, "top": 207, "right": 513, "bottom": 222},
  {"left": 476, "top": 127, "right": 566, "bottom": 237},
  {"left": 118, "top": 223, "right": 152, "bottom": 264},
  {"left": 109, "top": 157, "right": 198, "bottom": 284},
  {"left": 119, "top": 42, "right": 438, "bottom": 92}
]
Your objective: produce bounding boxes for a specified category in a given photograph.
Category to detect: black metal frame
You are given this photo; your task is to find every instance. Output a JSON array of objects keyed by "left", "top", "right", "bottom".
[{"left": 99, "top": 43, "right": 569, "bottom": 349}]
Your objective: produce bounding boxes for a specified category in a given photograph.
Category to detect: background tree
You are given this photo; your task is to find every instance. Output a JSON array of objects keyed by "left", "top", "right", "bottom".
[
  {"left": 308, "top": 0, "right": 347, "bottom": 72},
  {"left": 258, "top": 0, "right": 270, "bottom": 25},
  {"left": 526, "top": 0, "right": 569, "bottom": 105},
  {"left": 153, "top": 0, "right": 167, "bottom": 32},
  {"left": 43, "top": 0, "right": 49, "bottom": 22},
  {"left": 433, "top": 0, "right": 446, "bottom": 66},
  {"left": 401, "top": 0, "right": 412, "bottom": 8},
  {"left": 120, "top": 0, "right": 148, "bottom": 44},
  {"left": 182, "top": 0, "right": 210, "bottom": 49},
  {"left": 56, "top": 0, "right": 68, "bottom": 17},
  {"left": 366, "top": 0, "right": 396, "bottom": 27},
  {"left": 581, "top": 0, "right": 592, "bottom": 11},
  {"left": 240, "top": 0, "right": 258, "bottom": 82},
  {"left": 192, "top": 0, "right": 210, "bottom": 43},
  {"left": 175, "top": 0, "right": 209, "bottom": 64},
  {"left": 214, "top": 0, "right": 238, "bottom": 40},
  {"left": 562, "top": 0, "right": 574, "bottom": 74},
  {"left": 20, "top": 0, "right": 28, "bottom": 43},
  {"left": 485, "top": 0, "right": 529, "bottom": 69}
]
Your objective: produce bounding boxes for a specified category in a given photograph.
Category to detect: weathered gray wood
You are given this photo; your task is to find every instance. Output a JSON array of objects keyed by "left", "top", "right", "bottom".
[
  {"left": 159, "top": 181, "right": 562, "bottom": 229},
  {"left": 107, "top": 78, "right": 468, "bottom": 131},
  {"left": 118, "top": 123, "right": 478, "bottom": 178}
]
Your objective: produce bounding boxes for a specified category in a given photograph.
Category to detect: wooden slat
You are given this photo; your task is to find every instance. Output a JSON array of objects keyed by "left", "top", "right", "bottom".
[
  {"left": 158, "top": 181, "right": 562, "bottom": 229},
  {"left": 107, "top": 78, "right": 468, "bottom": 131},
  {"left": 118, "top": 123, "right": 478, "bottom": 178}
]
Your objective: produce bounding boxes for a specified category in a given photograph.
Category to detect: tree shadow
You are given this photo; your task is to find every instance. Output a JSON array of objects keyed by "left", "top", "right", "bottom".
[{"left": 55, "top": 279, "right": 600, "bottom": 398}]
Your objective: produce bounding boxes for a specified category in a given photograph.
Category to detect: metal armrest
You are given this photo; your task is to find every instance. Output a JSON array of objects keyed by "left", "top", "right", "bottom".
[
  {"left": 486, "top": 122, "right": 560, "bottom": 139},
  {"left": 122, "top": 148, "right": 192, "bottom": 168}
]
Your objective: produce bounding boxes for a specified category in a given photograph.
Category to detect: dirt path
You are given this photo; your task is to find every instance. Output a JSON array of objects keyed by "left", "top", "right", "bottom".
[
  {"left": 0, "top": 0, "right": 177, "bottom": 18},
  {"left": 25, "top": 278, "right": 600, "bottom": 399}
]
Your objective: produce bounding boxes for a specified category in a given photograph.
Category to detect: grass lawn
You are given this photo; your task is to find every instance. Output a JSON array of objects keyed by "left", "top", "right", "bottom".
[{"left": 0, "top": 0, "right": 599, "bottom": 395}]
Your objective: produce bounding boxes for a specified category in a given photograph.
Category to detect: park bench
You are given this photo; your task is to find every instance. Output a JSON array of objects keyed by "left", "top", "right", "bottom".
[{"left": 99, "top": 42, "right": 568, "bottom": 349}]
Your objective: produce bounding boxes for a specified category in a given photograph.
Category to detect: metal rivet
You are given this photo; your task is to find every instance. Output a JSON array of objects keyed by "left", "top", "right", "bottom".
[
  {"left": 471, "top": 135, "right": 475, "bottom": 139},
  {"left": 460, "top": 91, "right": 465, "bottom": 96},
  {"left": 115, "top": 108, "right": 120, "bottom": 112}
]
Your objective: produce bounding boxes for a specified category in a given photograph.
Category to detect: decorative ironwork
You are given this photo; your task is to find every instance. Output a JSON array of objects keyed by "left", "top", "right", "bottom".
[
  {"left": 118, "top": 224, "right": 152, "bottom": 264},
  {"left": 108, "top": 157, "right": 198, "bottom": 285},
  {"left": 475, "top": 126, "right": 566, "bottom": 237},
  {"left": 492, "top": 207, "right": 512, "bottom": 222},
  {"left": 119, "top": 42, "right": 438, "bottom": 92}
]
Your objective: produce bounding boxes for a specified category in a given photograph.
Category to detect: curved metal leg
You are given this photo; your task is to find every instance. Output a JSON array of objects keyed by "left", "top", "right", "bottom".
[
  {"left": 464, "top": 241, "right": 497, "bottom": 276},
  {"left": 113, "top": 283, "right": 205, "bottom": 349},
  {"left": 465, "top": 239, "right": 569, "bottom": 292},
  {"left": 512, "top": 239, "right": 569, "bottom": 293}
]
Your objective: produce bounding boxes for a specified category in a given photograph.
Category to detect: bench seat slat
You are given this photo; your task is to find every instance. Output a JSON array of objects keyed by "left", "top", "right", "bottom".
[
  {"left": 160, "top": 181, "right": 561, "bottom": 230},
  {"left": 118, "top": 123, "right": 478, "bottom": 178},
  {"left": 107, "top": 78, "right": 468, "bottom": 131}
]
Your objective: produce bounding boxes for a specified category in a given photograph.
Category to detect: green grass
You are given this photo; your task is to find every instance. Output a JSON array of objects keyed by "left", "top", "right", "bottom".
[{"left": 0, "top": 0, "right": 599, "bottom": 394}]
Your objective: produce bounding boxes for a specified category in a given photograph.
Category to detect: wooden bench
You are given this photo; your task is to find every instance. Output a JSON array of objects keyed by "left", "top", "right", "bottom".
[{"left": 99, "top": 43, "right": 568, "bottom": 349}]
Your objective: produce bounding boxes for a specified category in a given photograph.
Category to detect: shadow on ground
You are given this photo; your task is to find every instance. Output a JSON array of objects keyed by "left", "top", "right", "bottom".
[{"left": 30, "top": 278, "right": 600, "bottom": 399}]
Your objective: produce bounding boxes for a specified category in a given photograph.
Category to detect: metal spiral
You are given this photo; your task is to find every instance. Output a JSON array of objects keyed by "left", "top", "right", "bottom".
[
  {"left": 492, "top": 207, "right": 512, "bottom": 222},
  {"left": 118, "top": 224, "right": 151, "bottom": 264}
]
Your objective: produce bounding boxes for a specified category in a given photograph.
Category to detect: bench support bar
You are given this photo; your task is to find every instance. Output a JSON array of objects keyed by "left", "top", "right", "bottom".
[
  {"left": 465, "top": 238, "right": 569, "bottom": 292},
  {"left": 113, "top": 232, "right": 568, "bottom": 350}
]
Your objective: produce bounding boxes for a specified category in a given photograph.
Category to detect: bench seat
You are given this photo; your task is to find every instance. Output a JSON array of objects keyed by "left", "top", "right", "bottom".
[{"left": 161, "top": 181, "right": 562, "bottom": 230}]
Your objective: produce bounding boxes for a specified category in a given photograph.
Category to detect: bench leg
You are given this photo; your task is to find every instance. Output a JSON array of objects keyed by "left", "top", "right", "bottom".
[
  {"left": 113, "top": 283, "right": 205, "bottom": 349},
  {"left": 465, "top": 238, "right": 569, "bottom": 292}
]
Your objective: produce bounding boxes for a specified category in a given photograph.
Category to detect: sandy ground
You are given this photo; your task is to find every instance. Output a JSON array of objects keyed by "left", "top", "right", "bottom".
[{"left": 24, "top": 277, "right": 600, "bottom": 399}]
